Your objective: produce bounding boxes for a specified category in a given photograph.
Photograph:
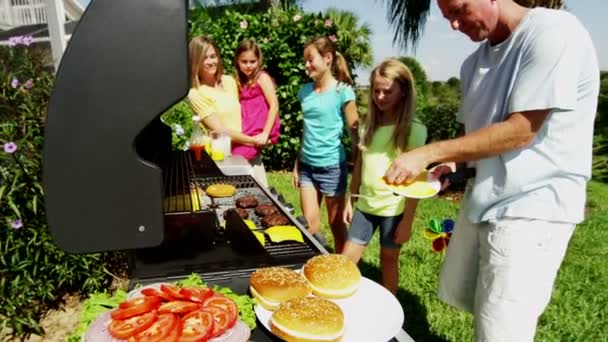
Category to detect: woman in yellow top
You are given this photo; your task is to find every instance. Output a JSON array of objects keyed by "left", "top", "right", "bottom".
[{"left": 187, "top": 36, "right": 257, "bottom": 149}]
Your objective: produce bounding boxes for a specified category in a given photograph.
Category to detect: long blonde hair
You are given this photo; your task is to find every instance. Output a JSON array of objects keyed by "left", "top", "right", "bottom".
[
  {"left": 234, "top": 38, "right": 263, "bottom": 90},
  {"left": 360, "top": 58, "right": 416, "bottom": 153},
  {"left": 189, "top": 35, "right": 224, "bottom": 88},
  {"left": 304, "top": 36, "right": 353, "bottom": 85}
]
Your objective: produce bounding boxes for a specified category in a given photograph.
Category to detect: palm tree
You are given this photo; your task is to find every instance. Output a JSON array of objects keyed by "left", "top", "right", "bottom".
[
  {"left": 384, "top": 0, "right": 564, "bottom": 50},
  {"left": 325, "top": 8, "right": 374, "bottom": 69}
]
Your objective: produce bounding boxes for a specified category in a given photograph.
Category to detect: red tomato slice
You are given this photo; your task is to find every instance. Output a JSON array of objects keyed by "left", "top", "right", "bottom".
[
  {"left": 112, "top": 297, "right": 161, "bottom": 320},
  {"left": 164, "top": 319, "right": 182, "bottom": 342},
  {"left": 179, "top": 310, "right": 214, "bottom": 342},
  {"left": 158, "top": 300, "right": 201, "bottom": 315},
  {"left": 161, "top": 284, "right": 186, "bottom": 300},
  {"left": 179, "top": 287, "right": 214, "bottom": 303},
  {"left": 202, "top": 306, "right": 235, "bottom": 337},
  {"left": 132, "top": 313, "right": 178, "bottom": 342},
  {"left": 141, "top": 288, "right": 174, "bottom": 302},
  {"left": 119, "top": 296, "right": 162, "bottom": 309},
  {"left": 202, "top": 295, "right": 238, "bottom": 323},
  {"left": 108, "top": 310, "right": 157, "bottom": 339}
]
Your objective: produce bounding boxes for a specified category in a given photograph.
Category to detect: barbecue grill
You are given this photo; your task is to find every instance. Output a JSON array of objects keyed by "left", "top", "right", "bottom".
[{"left": 42, "top": 0, "right": 328, "bottom": 340}]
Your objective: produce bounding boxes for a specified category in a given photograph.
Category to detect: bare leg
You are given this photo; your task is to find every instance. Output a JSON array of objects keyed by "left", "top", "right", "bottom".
[
  {"left": 325, "top": 195, "right": 347, "bottom": 253},
  {"left": 342, "top": 241, "right": 367, "bottom": 264},
  {"left": 300, "top": 186, "right": 323, "bottom": 234},
  {"left": 380, "top": 247, "right": 401, "bottom": 294}
]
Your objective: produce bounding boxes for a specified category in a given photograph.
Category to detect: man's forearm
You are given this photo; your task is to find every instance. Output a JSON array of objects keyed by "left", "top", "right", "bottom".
[{"left": 420, "top": 111, "right": 547, "bottom": 165}]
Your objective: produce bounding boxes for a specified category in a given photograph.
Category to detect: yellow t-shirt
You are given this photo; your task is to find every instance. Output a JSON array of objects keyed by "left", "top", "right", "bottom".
[
  {"left": 186, "top": 75, "right": 242, "bottom": 132},
  {"left": 356, "top": 119, "right": 428, "bottom": 216}
]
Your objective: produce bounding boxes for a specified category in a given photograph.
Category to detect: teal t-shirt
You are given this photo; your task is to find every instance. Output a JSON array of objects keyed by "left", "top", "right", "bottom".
[{"left": 298, "top": 82, "right": 356, "bottom": 167}]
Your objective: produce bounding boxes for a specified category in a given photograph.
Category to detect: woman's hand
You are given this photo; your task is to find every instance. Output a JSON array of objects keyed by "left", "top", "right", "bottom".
[
  {"left": 253, "top": 131, "right": 270, "bottom": 146},
  {"left": 343, "top": 198, "right": 354, "bottom": 225},
  {"left": 291, "top": 164, "right": 299, "bottom": 188}
]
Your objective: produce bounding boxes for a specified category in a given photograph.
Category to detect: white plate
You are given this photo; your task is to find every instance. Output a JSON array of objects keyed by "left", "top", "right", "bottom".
[
  {"left": 255, "top": 277, "right": 404, "bottom": 342},
  {"left": 384, "top": 171, "right": 441, "bottom": 199}
]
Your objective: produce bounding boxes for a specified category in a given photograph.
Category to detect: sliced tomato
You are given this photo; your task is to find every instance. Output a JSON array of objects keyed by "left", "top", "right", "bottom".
[
  {"left": 161, "top": 284, "right": 186, "bottom": 300},
  {"left": 108, "top": 310, "right": 157, "bottom": 339},
  {"left": 202, "top": 295, "right": 238, "bottom": 324},
  {"left": 132, "top": 313, "right": 178, "bottom": 342},
  {"left": 112, "top": 297, "right": 161, "bottom": 320},
  {"left": 165, "top": 319, "right": 182, "bottom": 342},
  {"left": 179, "top": 310, "right": 214, "bottom": 342},
  {"left": 119, "top": 295, "right": 162, "bottom": 309},
  {"left": 141, "top": 288, "right": 174, "bottom": 302},
  {"left": 179, "top": 287, "right": 214, "bottom": 303},
  {"left": 202, "top": 306, "right": 235, "bottom": 337},
  {"left": 158, "top": 300, "right": 201, "bottom": 315}
]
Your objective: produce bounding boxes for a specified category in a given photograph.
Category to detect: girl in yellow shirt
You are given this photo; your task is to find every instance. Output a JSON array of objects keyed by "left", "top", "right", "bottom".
[{"left": 342, "top": 59, "right": 427, "bottom": 294}]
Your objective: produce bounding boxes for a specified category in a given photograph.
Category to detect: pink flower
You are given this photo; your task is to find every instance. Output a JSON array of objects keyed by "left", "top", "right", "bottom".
[
  {"left": 24, "top": 79, "right": 34, "bottom": 89},
  {"left": 22, "top": 35, "right": 33, "bottom": 46},
  {"left": 11, "top": 219, "right": 23, "bottom": 229},
  {"left": 240, "top": 20, "right": 248, "bottom": 29},
  {"left": 10, "top": 78, "right": 19, "bottom": 88},
  {"left": 4, "top": 142, "right": 17, "bottom": 153},
  {"left": 328, "top": 35, "right": 337, "bottom": 42},
  {"left": 324, "top": 19, "right": 333, "bottom": 27},
  {"left": 293, "top": 14, "right": 302, "bottom": 22}
]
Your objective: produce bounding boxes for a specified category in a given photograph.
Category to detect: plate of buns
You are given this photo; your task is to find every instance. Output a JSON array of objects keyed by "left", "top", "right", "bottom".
[{"left": 251, "top": 255, "right": 404, "bottom": 342}]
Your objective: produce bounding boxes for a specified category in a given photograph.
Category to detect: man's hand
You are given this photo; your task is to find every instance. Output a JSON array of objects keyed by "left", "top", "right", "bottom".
[
  {"left": 384, "top": 149, "right": 429, "bottom": 185},
  {"left": 430, "top": 162, "right": 457, "bottom": 190}
]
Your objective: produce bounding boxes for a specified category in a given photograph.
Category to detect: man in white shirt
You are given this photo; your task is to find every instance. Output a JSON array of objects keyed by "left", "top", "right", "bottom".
[{"left": 384, "top": 0, "right": 600, "bottom": 341}]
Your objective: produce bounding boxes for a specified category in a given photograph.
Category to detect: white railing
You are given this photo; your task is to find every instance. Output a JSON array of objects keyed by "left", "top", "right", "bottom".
[{"left": 0, "top": 0, "right": 46, "bottom": 29}]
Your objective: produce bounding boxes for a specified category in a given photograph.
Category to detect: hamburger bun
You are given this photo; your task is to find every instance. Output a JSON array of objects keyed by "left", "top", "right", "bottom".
[
  {"left": 249, "top": 267, "right": 311, "bottom": 311},
  {"left": 270, "top": 296, "right": 344, "bottom": 342},
  {"left": 303, "top": 254, "right": 361, "bottom": 299}
]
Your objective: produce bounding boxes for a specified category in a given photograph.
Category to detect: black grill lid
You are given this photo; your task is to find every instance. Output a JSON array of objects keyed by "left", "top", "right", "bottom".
[{"left": 43, "top": 0, "right": 189, "bottom": 253}]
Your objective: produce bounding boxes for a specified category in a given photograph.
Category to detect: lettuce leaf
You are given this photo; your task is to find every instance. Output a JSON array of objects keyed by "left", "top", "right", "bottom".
[{"left": 66, "top": 290, "right": 127, "bottom": 342}]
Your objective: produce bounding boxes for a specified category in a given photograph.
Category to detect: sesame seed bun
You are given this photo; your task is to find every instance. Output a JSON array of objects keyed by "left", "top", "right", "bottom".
[
  {"left": 303, "top": 254, "right": 361, "bottom": 299},
  {"left": 249, "top": 267, "right": 312, "bottom": 311},
  {"left": 270, "top": 296, "right": 344, "bottom": 342}
]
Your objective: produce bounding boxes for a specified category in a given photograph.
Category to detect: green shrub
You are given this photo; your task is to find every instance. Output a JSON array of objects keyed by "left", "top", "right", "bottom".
[
  {"left": 0, "top": 42, "right": 111, "bottom": 339},
  {"left": 163, "top": 8, "right": 360, "bottom": 170},
  {"left": 418, "top": 100, "right": 463, "bottom": 142}
]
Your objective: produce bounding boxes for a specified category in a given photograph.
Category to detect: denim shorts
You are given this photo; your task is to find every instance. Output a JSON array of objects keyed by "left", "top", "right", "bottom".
[
  {"left": 347, "top": 210, "right": 403, "bottom": 249},
  {"left": 298, "top": 161, "right": 347, "bottom": 197}
]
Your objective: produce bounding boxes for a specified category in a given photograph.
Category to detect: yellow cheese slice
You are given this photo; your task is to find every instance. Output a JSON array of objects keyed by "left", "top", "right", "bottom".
[
  {"left": 265, "top": 225, "right": 304, "bottom": 243},
  {"left": 253, "top": 231, "right": 266, "bottom": 245}
]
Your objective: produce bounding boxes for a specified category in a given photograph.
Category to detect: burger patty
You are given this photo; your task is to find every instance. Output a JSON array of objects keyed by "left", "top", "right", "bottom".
[
  {"left": 224, "top": 208, "right": 249, "bottom": 219},
  {"left": 255, "top": 203, "right": 279, "bottom": 216},
  {"left": 262, "top": 213, "right": 290, "bottom": 228},
  {"left": 236, "top": 195, "right": 259, "bottom": 209}
]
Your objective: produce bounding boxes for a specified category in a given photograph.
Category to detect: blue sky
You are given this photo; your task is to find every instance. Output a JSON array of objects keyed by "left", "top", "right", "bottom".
[{"left": 77, "top": 0, "right": 607, "bottom": 82}]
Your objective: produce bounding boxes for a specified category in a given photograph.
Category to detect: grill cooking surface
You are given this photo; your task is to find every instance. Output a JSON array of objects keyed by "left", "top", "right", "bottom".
[{"left": 131, "top": 150, "right": 323, "bottom": 284}]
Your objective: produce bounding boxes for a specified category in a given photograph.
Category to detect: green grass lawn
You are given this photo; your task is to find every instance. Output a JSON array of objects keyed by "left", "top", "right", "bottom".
[{"left": 267, "top": 172, "right": 608, "bottom": 342}]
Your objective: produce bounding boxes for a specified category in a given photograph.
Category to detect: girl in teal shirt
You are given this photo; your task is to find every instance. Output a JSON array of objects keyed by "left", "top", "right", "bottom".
[{"left": 292, "top": 36, "right": 359, "bottom": 253}]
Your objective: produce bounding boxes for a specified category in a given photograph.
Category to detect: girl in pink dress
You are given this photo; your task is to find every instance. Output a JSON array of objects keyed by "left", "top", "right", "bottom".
[{"left": 233, "top": 38, "right": 281, "bottom": 187}]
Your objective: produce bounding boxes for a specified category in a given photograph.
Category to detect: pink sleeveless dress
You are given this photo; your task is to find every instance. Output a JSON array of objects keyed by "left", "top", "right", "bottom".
[{"left": 232, "top": 72, "right": 281, "bottom": 160}]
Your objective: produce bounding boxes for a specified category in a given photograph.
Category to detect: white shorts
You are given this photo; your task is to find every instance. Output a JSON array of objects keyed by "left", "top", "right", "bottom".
[{"left": 438, "top": 209, "right": 575, "bottom": 342}]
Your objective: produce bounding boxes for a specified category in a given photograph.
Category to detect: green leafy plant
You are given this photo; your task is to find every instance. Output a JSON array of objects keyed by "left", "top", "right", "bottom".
[
  {"left": 0, "top": 41, "right": 111, "bottom": 339},
  {"left": 418, "top": 100, "right": 463, "bottom": 143}
]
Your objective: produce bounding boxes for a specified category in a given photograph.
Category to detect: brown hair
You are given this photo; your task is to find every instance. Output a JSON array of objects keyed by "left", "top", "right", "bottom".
[
  {"left": 304, "top": 36, "right": 353, "bottom": 85},
  {"left": 189, "top": 35, "right": 223, "bottom": 88},
  {"left": 234, "top": 38, "right": 263, "bottom": 90},
  {"left": 360, "top": 58, "right": 416, "bottom": 153}
]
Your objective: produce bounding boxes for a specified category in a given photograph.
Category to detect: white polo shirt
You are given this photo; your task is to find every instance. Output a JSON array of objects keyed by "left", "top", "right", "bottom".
[{"left": 458, "top": 8, "right": 600, "bottom": 224}]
